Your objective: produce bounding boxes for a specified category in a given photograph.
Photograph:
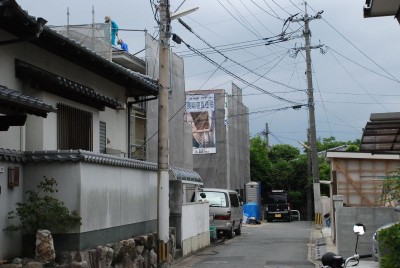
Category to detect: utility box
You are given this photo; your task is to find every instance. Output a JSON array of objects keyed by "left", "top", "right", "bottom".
[{"left": 246, "top": 181, "right": 261, "bottom": 204}]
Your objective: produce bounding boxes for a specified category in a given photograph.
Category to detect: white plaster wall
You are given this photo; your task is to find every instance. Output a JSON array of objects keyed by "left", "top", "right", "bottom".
[
  {"left": 0, "top": 162, "right": 24, "bottom": 258},
  {"left": 0, "top": 127, "right": 22, "bottom": 150},
  {"left": 181, "top": 202, "right": 209, "bottom": 240},
  {"left": 23, "top": 162, "right": 158, "bottom": 233},
  {"left": 80, "top": 163, "right": 157, "bottom": 232},
  {"left": 100, "top": 107, "right": 128, "bottom": 155},
  {"left": 23, "top": 162, "right": 82, "bottom": 215},
  {"left": 119, "top": 168, "right": 157, "bottom": 224}
]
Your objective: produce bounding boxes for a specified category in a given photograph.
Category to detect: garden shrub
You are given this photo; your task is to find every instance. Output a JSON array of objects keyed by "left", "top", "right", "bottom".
[
  {"left": 377, "top": 223, "right": 400, "bottom": 268},
  {"left": 3, "top": 176, "right": 81, "bottom": 234}
]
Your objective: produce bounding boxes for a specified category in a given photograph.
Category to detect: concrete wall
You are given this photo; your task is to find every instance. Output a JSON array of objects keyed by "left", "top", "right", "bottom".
[
  {"left": 181, "top": 202, "right": 210, "bottom": 257},
  {"left": 145, "top": 34, "right": 193, "bottom": 169},
  {"left": 0, "top": 161, "right": 24, "bottom": 258},
  {"left": 22, "top": 161, "right": 157, "bottom": 250},
  {"left": 228, "top": 83, "right": 250, "bottom": 191},
  {"left": 192, "top": 87, "right": 250, "bottom": 192},
  {"left": 336, "top": 207, "right": 400, "bottom": 258}
]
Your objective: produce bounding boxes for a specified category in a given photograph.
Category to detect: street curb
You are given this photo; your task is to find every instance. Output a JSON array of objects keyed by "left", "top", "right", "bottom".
[{"left": 308, "top": 223, "right": 323, "bottom": 268}]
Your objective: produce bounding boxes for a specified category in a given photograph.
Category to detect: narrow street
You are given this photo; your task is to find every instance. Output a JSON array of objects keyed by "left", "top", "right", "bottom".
[{"left": 173, "top": 221, "right": 315, "bottom": 268}]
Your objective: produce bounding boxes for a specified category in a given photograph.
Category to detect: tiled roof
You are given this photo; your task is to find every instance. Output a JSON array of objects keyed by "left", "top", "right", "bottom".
[
  {"left": 170, "top": 166, "right": 202, "bottom": 184},
  {"left": 25, "top": 150, "right": 158, "bottom": 171},
  {"left": 0, "top": 85, "right": 56, "bottom": 117},
  {"left": 0, "top": 148, "right": 25, "bottom": 162},
  {"left": 0, "top": 0, "right": 158, "bottom": 97},
  {"left": 15, "top": 60, "right": 122, "bottom": 111},
  {"left": 2, "top": 149, "right": 202, "bottom": 181}
]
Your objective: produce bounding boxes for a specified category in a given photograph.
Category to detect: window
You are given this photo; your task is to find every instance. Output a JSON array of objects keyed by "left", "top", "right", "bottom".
[
  {"left": 8, "top": 167, "right": 19, "bottom": 187},
  {"left": 198, "top": 191, "right": 228, "bottom": 207},
  {"left": 129, "top": 105, "right": 146, "bottom": 160},
  {"left": 99, "top": 121, "right": 106, "bottom": 154},
  {"left": 230, "top": 193, "right": 239, "bottom": 207},
  {"left": 57, "top": 103, "right": 93, "bottom": 150}
]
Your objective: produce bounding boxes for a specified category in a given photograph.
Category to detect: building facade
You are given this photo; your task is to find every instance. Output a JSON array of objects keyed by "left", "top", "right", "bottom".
[{"left": 186, "top": 84, "right": 251, "bottom": 195}]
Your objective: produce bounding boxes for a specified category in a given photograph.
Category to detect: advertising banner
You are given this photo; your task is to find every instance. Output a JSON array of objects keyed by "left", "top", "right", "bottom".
[{"left": 186, "top": 94, "right": 216, "bottom": 154}]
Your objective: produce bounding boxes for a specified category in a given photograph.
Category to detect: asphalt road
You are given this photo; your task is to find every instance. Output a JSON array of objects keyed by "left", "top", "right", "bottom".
[{"left": 173, "top": 220, "right": 316, "bottom": 268}]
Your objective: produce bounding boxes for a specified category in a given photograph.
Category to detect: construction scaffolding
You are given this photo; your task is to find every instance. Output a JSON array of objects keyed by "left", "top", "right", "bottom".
[{"left": 51, "top": 23, "right": 112, "bottom": 60}]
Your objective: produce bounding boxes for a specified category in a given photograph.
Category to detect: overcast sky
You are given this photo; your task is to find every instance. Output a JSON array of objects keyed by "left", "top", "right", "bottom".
[{"left": 17, "top": 0, "right": 400, "bottom": 150}]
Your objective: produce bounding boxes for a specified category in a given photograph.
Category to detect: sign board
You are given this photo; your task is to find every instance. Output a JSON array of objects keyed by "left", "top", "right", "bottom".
[{"left": 186, "top": 94, "right": 217, "bottom": 154}]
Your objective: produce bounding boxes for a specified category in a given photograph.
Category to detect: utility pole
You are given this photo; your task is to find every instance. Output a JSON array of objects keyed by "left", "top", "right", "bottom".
[
  {"left": 157, "top": 0, "right": 170, "bottom": 266},
  {"left": 306, "top": 129, "right": 313, "bottom": 221},
  {"left": 264, "top": 123, "right": 269, "bottom": 147},
  {"left": 291, "top": 2, "right": 323, "bottom": 224}
]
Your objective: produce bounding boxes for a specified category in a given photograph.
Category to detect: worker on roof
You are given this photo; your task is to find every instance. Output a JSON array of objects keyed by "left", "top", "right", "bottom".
[{"left": 105, "top": 16, "right": 118, "bottom": 46}]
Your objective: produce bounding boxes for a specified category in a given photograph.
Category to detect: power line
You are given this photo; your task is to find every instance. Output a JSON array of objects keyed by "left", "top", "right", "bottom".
[
  {"left": 329, "top": 48, "right": 389, "bottom": 112},
  {"left": 216, "top": 0, "right": 261, "bottom": 38},
  {"left": 181, "top": 38, "right": 300, "bottom": 104},
  {"left": 227, "top": 0, "right": 263, "bottom": 38},
  {"left": 178, "top": 19, "right": 304, "bottom": 92},
  {"left": 307, "top": 3, "right": 400, "bottom": 84},
  {"left": 327, "top": 46, "right": 400, "bottom": 84},
  {"left": 250, "top": 0, "right": 283, "bottom": 21},
  {"left": 305, "top": 50, "right": 333, "bottom": 137}
]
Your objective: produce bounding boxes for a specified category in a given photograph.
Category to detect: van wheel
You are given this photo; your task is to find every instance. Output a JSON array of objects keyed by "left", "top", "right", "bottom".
[
  {"left": 235, "top": 221, "right": 242, "bottom": 236},
  {"left": 226, "top": 225, "right": 234, "bottom": 239}
]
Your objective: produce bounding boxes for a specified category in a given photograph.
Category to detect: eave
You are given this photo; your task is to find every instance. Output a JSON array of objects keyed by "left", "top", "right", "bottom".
[
  {"left": 0, "top": 84, "right": 56, "bottom": 130},
  {"left": 364, "top": 0, "right": 400, "bottom": 18},
  {"left": 15, "top": 59, "right": 122, "bottom": 111}
]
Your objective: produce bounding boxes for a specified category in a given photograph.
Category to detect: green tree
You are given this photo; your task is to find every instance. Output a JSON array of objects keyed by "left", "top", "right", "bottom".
[
  {"left": 268, "top": 144, "right": 300, "bottom": 163},
  {"left": 382, "top": 172, "right": 400, "bottom": 204},
  {"left": 315, "top": 136, "right": 360, "bottom": 152},
  {"left": 249, "top": 135, "right": 360, "bottom": 216},
  {"left": 250, "top": 136, "right": 269, "bottom": 183},
  {"left": 4, "top": 177, "right": 82, "bottom": 234}
]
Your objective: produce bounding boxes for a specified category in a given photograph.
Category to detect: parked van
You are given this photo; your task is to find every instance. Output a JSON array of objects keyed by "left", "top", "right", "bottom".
[
  {"left": 265, "top": 190, "right": 291, "bottom": 222},
  {"left": 197, "top": 188, "right": 243, "bottom": 238}
]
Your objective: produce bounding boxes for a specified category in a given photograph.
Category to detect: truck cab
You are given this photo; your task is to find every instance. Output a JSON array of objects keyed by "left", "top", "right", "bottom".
[{"left": 265, "top": 190, "right": 291, "bottom": 222}]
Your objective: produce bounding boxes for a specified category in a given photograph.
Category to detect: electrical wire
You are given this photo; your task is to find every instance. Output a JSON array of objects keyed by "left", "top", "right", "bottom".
[
  {"left": 327, "top": 46, "right": 400, "bottom": 84},
  {"left": 226, "top": 0, "right": 263, "bottom": 38},
  {"left": 307, "top": 4, "right": 400, "bottom": 84},
  {"left": 288, "top": 0, "right": 304, "bottom": 13},
  {"left": 329, "top": 48, "right": 389, "bottom": 112},
  {"left": 185, "top": 49, "right": 293, "bottom": 78},
  {"left": 182, "top": 39, "right": 300, "bottom": 104},
  {"left": 216, "top": 0, "right": 261, "bottom": 38},
  {"left": 311, "top": 57, "right": 333, "bottom": 137},
  {"left": 178, "top": 19, "right": 304, "bottom": 92},
  {"left": 250, "top": 0, "right": 284, "bottom": 21},
  {"left": 238, "top": 0, "right": 273, "bottom": 35},
  {"left": 262, "top": 0, "right": 282, "bottom": 19}
]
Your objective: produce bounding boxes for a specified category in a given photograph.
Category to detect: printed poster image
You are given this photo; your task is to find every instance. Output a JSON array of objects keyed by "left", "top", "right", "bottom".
[{"left": 186, "top": 94, "right": 217, "bottom": 154}]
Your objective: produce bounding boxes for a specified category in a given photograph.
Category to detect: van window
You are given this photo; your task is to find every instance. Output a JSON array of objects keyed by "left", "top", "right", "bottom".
[
  {"left": 199, "top": 191, "right": 228, "bottom": 207},
  {"left": 230, "top": 193, "right": 239, "bottom": 207},
  {"left": 267, "top": 193, "right": 288, "bottom": 204}
]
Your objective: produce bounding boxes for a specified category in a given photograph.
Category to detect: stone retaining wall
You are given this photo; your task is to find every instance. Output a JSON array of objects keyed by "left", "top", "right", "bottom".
[{"left": 0, "top": 231, "right": 176, "bottom": 268}]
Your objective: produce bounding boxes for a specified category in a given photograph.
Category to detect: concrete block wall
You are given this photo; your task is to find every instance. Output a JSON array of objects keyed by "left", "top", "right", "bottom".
[
  {"left": 336, "top": 207, "right": 400, "bottom": 258},
  {"left": 181, "top": 202, "right": 210, "bottom": 257},
  {"left": 0, "top": 161, "right": 23, "bottom": 258}
]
